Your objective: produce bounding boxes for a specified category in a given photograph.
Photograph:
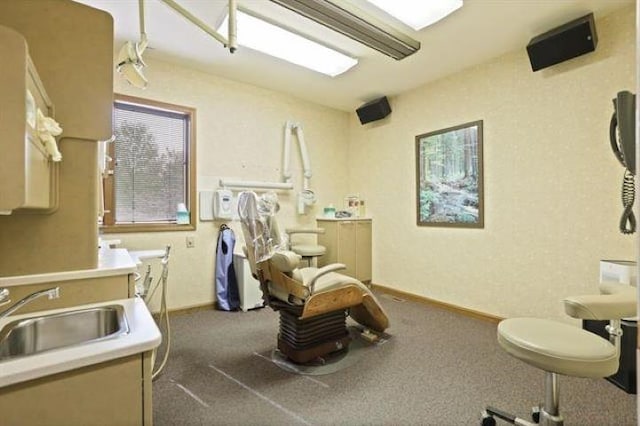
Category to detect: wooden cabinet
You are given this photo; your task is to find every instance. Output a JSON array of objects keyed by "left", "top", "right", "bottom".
[
  {"left": 317, "top": 218, "right": 372, "bottom": 283},
  {"left": 0, "top": 352, "right": 153, "bottom": 426},
  {"left": 0, "top": 0, "right": 114, "bottom": 276},
  {"left": 0, "top": 25, "right": 57, "bottom": 214}
]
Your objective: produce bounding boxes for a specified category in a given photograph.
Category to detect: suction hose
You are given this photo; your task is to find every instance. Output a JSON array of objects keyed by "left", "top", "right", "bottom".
[{"left": 145, "top": 245, "right": 172, "bottom": 380}]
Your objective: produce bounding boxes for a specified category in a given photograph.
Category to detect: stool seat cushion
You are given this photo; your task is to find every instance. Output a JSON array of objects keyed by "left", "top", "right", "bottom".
[
  {"left": 291, "top": 244, "right": 326, "bottom": 257},
  {"left": 498, "top": 318, "right": 618, "bottom": 378}
]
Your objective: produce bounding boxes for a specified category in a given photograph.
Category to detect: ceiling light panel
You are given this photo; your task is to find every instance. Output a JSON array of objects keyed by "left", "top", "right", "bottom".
[
  {"left": 219, "top": 11, "right": 357, "bottom": 77},
  {"left": 366, "top": 0, "right": 463, "bottom": 31}
]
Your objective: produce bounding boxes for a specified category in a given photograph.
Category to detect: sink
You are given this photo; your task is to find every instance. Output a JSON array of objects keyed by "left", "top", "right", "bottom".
[{"left": 0, "top": 305, "right": 129, "bottom": 361}]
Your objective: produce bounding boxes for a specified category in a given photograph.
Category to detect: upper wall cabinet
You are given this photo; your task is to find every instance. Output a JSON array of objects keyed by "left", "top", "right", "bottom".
[
  {"left": 0, "top": 0, "right": 114, "bottom": 143},
  {"left": 0, "top": 25, "right": 57, "bottom": 214}
]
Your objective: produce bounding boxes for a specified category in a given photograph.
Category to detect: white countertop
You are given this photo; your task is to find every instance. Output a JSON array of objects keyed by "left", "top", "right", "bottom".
[
  {"left": 0, "top": 297, "right": 161, "bottom": 388},
  {"left": 0, "top": 248, "right": 137, "bottom": 287}
]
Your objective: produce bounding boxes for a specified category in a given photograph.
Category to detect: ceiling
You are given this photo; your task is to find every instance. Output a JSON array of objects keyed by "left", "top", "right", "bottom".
[{"left": 74, "top": 0, "right": 634, "bottom": 112}]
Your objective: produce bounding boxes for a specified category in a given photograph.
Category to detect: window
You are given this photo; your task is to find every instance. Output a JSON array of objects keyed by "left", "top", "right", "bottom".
[{"left": 102, "top": 94, "right": 196, "bottom": 232}]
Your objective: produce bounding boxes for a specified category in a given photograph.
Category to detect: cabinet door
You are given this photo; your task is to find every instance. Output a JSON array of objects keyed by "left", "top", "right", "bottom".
[
  {"left": 338, "top": 221, "right": 357, "bottom": 278},
  {"left": 0, "top": 355, "right": 143, "bottom": 426},
  {"left": 317, "top": 221, "right": 338, "bottom": 268},
  {"left": 355, "top": 221, "right": 372, "bottom": 282}
]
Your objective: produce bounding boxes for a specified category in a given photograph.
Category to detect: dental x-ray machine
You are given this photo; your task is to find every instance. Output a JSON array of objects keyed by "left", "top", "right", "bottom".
[{"left": 282, "top": 121, "right": 316, "bottom": 214}]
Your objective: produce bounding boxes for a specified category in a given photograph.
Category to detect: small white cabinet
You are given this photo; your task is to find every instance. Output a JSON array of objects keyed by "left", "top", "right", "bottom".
[
  {"left": 317, "top": 218, "right": 372, "bottom": 283},
  {"left": 234, "top": 252, "right": 265, "bottom": 311}
]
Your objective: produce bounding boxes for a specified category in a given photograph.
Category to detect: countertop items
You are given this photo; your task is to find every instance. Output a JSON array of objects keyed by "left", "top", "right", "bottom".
[{"left": 0, "top": 297, "right": 161, "bottom": 388}]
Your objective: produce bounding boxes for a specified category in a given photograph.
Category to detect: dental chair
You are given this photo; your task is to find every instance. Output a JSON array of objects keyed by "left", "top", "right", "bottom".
[
  {"left": 482, "top": 283, "right": 637, "bottom": 426},
  {"left": 237, "top": 191, "right": 389, "bottom": 364}
]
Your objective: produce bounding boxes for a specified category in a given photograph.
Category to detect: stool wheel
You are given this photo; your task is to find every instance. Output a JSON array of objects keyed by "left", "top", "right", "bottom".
[
  {"left": 531, "top": 406, "right": 541, "bottom": 423},
  {"left": 481, "top": 411, "right": 496, "bottom": 426}
]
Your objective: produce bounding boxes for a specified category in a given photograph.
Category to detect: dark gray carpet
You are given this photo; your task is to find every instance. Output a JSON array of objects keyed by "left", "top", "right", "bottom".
[{"left": 152, "top": 293, "right": 637, "bottom": 426}]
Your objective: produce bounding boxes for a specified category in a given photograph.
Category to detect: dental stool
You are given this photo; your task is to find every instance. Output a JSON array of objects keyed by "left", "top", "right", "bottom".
[
  {"left": 238, "top": 191, "right": 389, "bottom": 364},
  {"left": 482, "top": 284, "right": 636, "bottom": 426},
  {"left": 285, "top": 227, "right": 326, "bottom": 267}
]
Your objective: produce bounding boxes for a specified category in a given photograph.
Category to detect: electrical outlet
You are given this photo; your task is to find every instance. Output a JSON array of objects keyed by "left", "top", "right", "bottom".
[{"left": 186, "top": 236, "right": 195, "bottom": 248}]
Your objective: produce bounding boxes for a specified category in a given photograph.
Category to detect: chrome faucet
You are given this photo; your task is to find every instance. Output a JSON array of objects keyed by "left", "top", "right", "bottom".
[{"left": 0, "top": 287, "right": 60, "bottom": 319}]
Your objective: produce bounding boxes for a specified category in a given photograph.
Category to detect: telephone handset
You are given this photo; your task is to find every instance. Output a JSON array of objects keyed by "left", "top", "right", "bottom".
[{"left": 609, "top": 90, "right": 636, "bottom": 234}]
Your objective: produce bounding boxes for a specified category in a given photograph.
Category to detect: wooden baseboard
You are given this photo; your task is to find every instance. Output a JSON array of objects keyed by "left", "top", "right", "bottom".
[
  {"left": 167, "top": 302, "right": 216, "bottom": 317},
  {"left": 370, "top": 283, "right": 503, "bottom": 324},
  {"left": 162, "top": 287, "right": 503, "bottom": 324}
]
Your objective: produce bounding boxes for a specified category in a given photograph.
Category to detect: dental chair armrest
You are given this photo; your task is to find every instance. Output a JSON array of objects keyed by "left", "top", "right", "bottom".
[
  {"left": 563, "top": 286, "right": 636, "bottom": 320},
  {"left": 309, "top": 263, "right": 346, "bottom": 294}
]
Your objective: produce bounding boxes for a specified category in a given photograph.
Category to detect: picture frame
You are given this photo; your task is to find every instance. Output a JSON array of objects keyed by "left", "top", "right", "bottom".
[{"left": 415, "top": 120, "right": 484, "bottom": 228}]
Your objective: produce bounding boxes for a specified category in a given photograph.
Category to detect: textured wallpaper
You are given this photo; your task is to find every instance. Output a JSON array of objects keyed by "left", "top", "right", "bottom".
[
  {"left": 112, "top": 6, "right": 636, "bottom": 319},
  {"left": 348, "top": 6, "right": 637, "bottom": 320},
  {"left": 112, "top": 58, "right": 350, "bottom": 310}
]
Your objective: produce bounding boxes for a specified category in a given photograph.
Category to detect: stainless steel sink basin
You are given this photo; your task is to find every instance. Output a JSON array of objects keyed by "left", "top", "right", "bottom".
[{"left": 0, "top": 305, "right": 129, "bottom": 361}]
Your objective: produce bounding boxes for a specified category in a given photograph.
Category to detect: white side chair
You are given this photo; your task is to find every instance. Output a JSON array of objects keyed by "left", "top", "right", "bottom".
[
  {"left": 285, "top": 227, "right": 326, "bottom": 267},
  {"left": 482, "top": 283, "right": 637, "bottom": 426}
]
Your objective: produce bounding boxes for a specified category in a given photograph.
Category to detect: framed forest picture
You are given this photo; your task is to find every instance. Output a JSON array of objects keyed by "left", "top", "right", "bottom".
[{"left": 415, "top": 120, "right": 484, "bottom": 228}]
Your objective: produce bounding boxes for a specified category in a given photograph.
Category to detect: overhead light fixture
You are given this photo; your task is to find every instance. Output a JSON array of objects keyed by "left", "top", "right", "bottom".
[
  {"left": 269, "top": 0, "right": 420, "bottom": 60},
  {"left": 365, "top": 0, "right": 463, "bottom": 31},
  {"left": 218, "top": 11, "right": 357, "bottom": 77},
  {"left": 117, "top": 0, "right": 239, "bottom": 88}
]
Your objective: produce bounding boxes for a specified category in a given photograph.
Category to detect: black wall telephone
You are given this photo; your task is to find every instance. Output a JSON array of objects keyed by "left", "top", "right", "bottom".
[{"left": 609, "top": 90, "right": 636, "bottom": 234}]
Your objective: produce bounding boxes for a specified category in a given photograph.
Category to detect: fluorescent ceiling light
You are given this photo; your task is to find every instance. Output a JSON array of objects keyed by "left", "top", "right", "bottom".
[
  {"left": 219, "top": 11, "right": 357, "bottom": 77},
  {"left": 270, "top": 0, "right": 420, "bottom": 60},
  {"left": 366, "top": 0, "right": 463, "bottom": 31}
]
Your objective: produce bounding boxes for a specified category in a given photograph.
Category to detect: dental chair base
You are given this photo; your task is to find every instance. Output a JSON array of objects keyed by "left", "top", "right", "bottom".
[{"left": 277, "top": 307, "right": 351, "bottom": 364}]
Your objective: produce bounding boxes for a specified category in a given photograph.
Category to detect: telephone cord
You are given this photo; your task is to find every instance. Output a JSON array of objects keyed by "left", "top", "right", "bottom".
[{"left": 620, "top": 169, "right": 636, "bottom": 234}]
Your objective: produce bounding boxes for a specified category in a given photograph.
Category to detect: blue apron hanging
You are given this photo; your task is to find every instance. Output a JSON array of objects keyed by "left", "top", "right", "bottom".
[{"left": 215, "top": 224, "right": 240, "bottom": 311}]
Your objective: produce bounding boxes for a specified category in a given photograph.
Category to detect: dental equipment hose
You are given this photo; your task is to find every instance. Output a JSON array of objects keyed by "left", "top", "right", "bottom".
[{"left": 146, "top": 245, "right": 171, "bottom": 380}]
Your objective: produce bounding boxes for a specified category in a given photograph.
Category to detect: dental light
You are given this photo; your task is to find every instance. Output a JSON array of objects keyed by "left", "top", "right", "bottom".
[
  {"left": 116, "top": 0, "right": 149, "bottom": 88},
  {"left": 116, "top": 0, "right": 238, "bottom": 88},
  {"left": 269, "top": 0, "right": 420, "bottom": 60}
]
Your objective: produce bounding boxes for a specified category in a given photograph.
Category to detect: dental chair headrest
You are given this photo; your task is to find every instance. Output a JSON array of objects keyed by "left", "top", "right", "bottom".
[{"left": 269, "top": 251, "right": 301, "bottom": 272}]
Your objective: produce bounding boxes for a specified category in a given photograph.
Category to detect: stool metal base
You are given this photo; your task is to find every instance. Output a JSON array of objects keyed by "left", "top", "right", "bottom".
[{"left": 482, "top": 372, "right": 564, "bottom": 426}]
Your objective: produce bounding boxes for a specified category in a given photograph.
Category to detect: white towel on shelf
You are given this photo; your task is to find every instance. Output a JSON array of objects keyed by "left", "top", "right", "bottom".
[{"left": 36, "top": 109, "right": 63, "bottom": 162}]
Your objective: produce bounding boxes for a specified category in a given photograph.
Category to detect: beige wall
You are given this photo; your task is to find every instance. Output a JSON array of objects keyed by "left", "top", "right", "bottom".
[
  {"left": 109, "top": 57, "right": 350, "bottom": 310},
  {"left": 348, "top": 6, "right": 637, "bottom": 320},
  {"left": 110, "top": 6, "right": 635, "bottom": 319}
]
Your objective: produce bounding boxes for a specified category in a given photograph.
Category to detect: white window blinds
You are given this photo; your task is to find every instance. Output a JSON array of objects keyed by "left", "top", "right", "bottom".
[{"left": 113, "top": 101, "right": 189, "bottom": 223}]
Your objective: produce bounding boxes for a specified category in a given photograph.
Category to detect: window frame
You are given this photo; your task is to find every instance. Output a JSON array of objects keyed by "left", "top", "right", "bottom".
[{"left": 101, "top": 94, "right": 197, "bottom": 233}]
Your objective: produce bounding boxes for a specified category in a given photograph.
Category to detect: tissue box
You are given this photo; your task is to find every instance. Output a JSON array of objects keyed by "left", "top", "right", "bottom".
[{"left": 600, "top": 260, "right": 637, "bottom": 285}]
